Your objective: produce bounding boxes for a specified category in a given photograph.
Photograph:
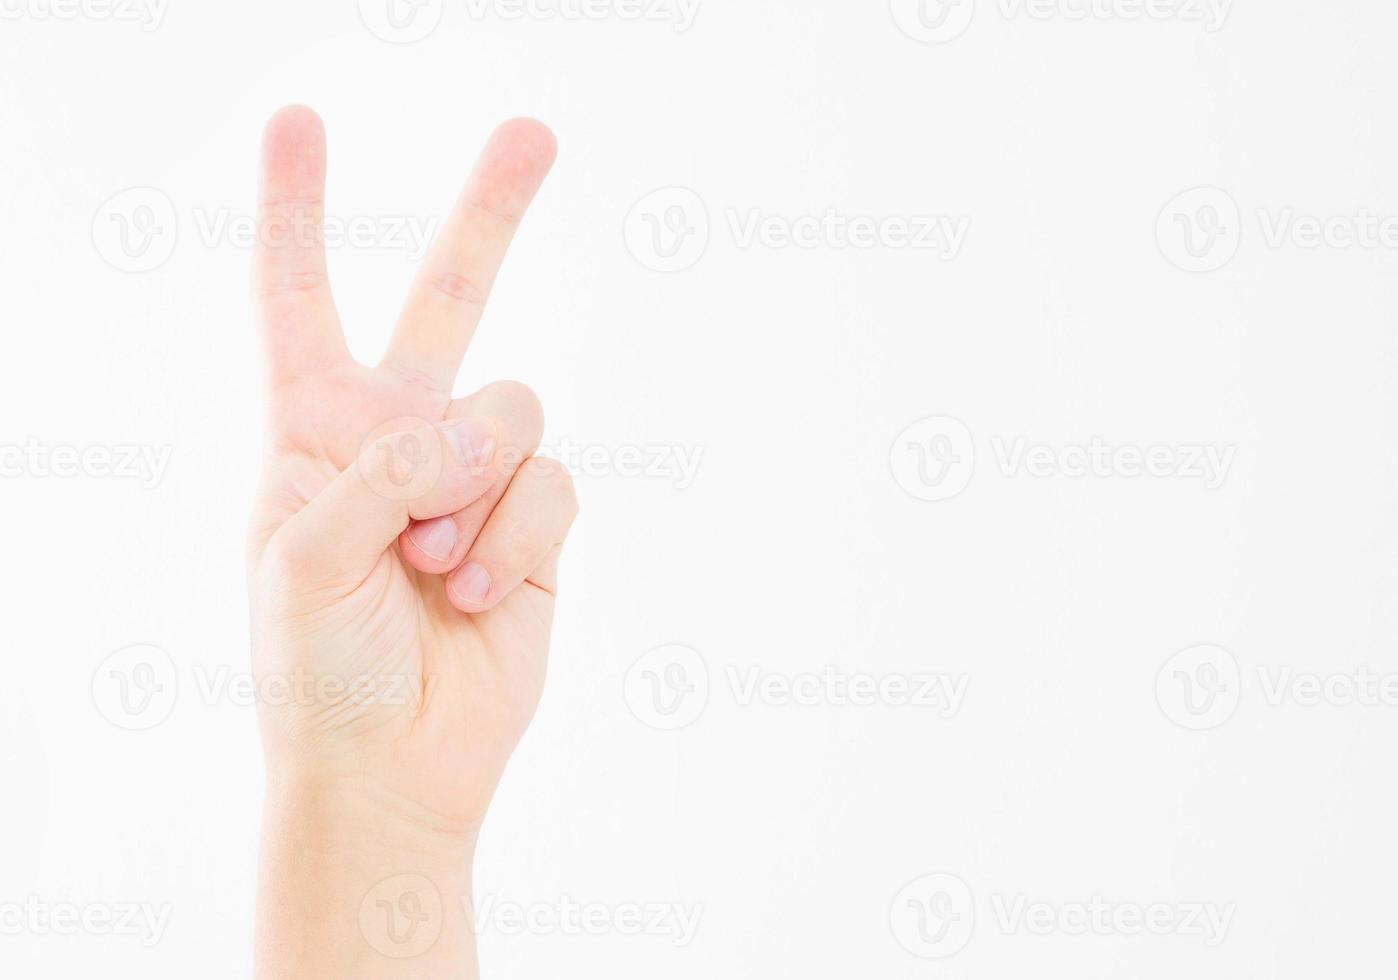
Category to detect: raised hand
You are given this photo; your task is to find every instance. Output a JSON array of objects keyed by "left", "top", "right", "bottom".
[{"left": 248, "top": 106, "right": 576, "bottom": 978}]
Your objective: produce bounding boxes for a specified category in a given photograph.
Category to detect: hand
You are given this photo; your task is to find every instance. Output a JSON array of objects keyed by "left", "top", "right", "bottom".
[{"left": 248, "top": 106, "right": 576, "bottom": 978}]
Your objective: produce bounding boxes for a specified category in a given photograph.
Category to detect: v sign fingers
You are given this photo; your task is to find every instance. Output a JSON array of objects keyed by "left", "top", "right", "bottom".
[
  {"left": 254, "top": 106, "right": 350, "bottom": 386},
  {"left": 381, "top": 118, "right": 557, "bottom": 391}
]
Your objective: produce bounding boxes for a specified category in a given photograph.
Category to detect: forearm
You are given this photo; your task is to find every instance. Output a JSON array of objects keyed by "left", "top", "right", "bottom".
[{"left": 255, "top": 778, "right": 479, "bottom": 979}]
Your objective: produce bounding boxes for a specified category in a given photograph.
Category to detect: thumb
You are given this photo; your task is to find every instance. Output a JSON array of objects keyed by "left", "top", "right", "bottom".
[{"left": 267, "top": 416, "right": 498, "bottom": 584}]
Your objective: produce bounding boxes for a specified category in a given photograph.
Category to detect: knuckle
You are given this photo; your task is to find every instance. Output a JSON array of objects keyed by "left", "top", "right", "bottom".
[
  {"left": 357, "top": 423, "right": 442, "bottom": 505},
  {"left": 424, "top": 270, "right": 488, "bottom": 308},
  {"left": 486, "top": 378, "right": 543, "bottom": 417},
  {"left": 254, "top": 269, "right": 328, "bottom": 299},
  {"left": 500, "top": 514, "right": 538, "bottom": 553},
  {"left": 465, "top": 196, "right": 524, "bottom": 228},
  {"left": 528, "top": 457, "right": 579, "bottom": 517},
  {"left": 481, "top": 378, "right": 545, "bottom": 440},
  {"left": 260, "top": 529, "right": 320, "bottom": 581}
]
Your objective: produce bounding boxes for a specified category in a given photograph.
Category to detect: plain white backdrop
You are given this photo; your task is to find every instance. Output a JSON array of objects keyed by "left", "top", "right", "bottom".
[{"left": 4, "top": 0, "right": 1398, "bottom": 976}]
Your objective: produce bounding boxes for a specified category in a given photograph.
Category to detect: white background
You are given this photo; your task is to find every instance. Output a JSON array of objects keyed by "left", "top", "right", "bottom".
[{"left": 3, "top": 0, "right": 1397, "bottom": 976}]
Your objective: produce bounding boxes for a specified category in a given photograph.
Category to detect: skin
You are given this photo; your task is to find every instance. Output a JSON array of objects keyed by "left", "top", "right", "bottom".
[{"left": 248, "top": 105, "right": 576, "bottom": 978}]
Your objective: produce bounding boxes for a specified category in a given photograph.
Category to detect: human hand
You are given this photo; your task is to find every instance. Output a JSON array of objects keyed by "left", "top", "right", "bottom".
[{"left": 247, "top": 106, "right": 575, "bottom": 978}]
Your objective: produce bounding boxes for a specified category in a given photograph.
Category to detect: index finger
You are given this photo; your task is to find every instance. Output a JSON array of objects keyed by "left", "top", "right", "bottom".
[{"left": 380, "top": 118, "right": 557, "bottom": 391}]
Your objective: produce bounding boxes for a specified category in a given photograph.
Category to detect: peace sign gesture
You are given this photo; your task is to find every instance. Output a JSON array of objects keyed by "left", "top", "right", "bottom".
[{"left": 248, "top": 106, "right": 576, "bottom": 977}]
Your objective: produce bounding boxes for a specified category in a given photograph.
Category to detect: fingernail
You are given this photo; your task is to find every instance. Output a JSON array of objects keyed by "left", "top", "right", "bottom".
[
  {"left": 441, "top": 417, "right": 495, "bottom": 469},
  {"left": 408, "top": 517, "right": 457, "bottom": 562},
  {"left": 453, "top": 563, "right": 491, "bottom": 604}
]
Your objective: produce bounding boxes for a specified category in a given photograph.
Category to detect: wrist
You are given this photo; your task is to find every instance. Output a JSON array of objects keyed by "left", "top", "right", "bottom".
[
  {"left": 264, "top": 768, "right": 483, "bottom": 851},
  {"left": 256, "top": 775, "right": 479, "bottom": 978}
]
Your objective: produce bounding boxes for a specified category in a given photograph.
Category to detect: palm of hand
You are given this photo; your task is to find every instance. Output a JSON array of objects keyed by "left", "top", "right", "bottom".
[{"left": 247, "top": 108, "right": 569, "bottom": 830}]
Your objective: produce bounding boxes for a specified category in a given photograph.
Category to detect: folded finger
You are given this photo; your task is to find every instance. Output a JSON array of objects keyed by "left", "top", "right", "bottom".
[
  {"left": 445, "top": 456, "right": 578, "bottom": 613},
  {"left": 397, "top": 379, "right": 545, "bottom": 573}
]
